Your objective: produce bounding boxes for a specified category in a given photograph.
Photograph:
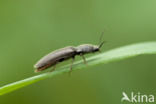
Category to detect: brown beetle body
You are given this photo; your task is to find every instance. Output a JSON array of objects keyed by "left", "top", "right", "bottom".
[{"left": 34, "top": 43, "right": 104, "bottom": 73}]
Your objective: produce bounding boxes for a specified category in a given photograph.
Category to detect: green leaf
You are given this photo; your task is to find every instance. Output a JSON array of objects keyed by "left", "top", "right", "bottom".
[{"left": 1, "top": 41, "right": 156, "bottom": 95}]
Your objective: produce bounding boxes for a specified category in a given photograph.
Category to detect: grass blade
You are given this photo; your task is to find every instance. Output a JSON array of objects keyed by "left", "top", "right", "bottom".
[{"left": 1, "top": 41, "right": 156, "bottom": 95}]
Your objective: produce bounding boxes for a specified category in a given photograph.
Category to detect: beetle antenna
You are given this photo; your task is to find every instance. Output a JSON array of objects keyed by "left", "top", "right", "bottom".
[
  {"left": 98, "top": 31, "right": 106, "bottom": 48},
  {"left": 98, "top": 41, "right": 105, "bottom": 48},
  {"left": 98, "top": 32, "right": 104, "bottom": 45}
]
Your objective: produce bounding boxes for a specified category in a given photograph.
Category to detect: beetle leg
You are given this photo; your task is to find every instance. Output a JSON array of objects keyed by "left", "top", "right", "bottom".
[
  {"left": 69, "top": 57, "right": 75, "bottom": 75},
  {"left": 80, "top": 54, "right": 87, "bottom": 65},
  {"left": 50, "top": 64, "right": 56, "bottom": 72}
]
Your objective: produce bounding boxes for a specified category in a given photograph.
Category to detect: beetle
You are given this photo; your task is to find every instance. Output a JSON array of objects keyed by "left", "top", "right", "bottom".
[{"left": 34, "top": 34, "right": 105, "bottom": 73}]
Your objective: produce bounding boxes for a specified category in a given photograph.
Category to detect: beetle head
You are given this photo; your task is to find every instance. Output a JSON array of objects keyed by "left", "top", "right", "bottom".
[
  {"left": 92, "top": 45, "right": 100, "bottom": 52},
  {"left": 92, "top": 41, "right": 105, "bottom": 52}
]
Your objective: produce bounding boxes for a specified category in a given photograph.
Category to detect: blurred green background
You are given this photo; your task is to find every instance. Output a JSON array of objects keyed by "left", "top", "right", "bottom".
[{"left": 0, "top": 0, "right": 156, "bottom": 104}]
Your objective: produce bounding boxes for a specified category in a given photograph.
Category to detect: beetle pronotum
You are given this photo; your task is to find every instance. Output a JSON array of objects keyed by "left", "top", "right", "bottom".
[{"left": 34, "top": 33, "right": 105, "bottom": 73}]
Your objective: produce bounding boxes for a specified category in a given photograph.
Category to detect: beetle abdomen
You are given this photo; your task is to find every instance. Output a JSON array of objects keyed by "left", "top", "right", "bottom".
[{"left": 34, "top": 46, "right": 77, "bottom": 72}]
